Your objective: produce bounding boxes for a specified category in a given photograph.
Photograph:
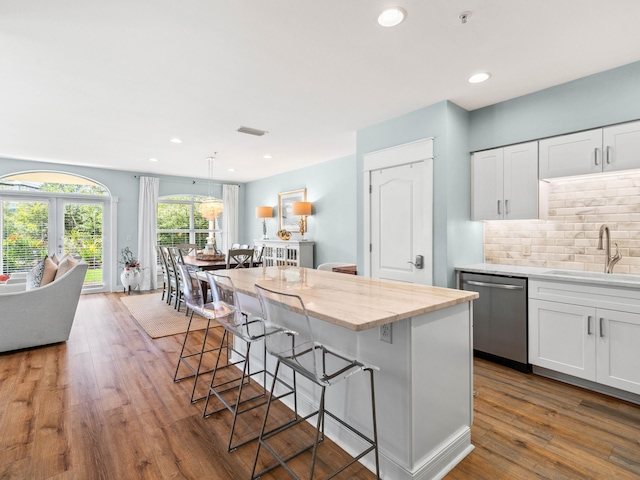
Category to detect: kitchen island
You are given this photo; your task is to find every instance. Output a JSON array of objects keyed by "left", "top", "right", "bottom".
[{"left": 201, "top": 266, "right": 478, "bottom": 480}]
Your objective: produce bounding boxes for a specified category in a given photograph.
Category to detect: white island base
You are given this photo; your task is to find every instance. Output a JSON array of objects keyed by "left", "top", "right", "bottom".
[{"left": 239, "top": 293, "right": 474, "bottom": 480}]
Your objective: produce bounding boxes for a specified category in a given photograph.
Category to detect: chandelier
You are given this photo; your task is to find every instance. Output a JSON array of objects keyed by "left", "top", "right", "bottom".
[
  {"left": 199, "top": 155, "right": 224, "bottom": 221},
  {"left": 199, "top": 197, "right": 223, "bottom": 221}
]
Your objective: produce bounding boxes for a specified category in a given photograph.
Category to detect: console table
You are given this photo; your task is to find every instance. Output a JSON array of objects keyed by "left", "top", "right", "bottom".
[{"left": 253, "top": 239, "right": 314, "bottom": 268}]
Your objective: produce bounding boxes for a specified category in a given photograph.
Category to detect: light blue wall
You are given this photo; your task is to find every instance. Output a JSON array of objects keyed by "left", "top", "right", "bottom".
[
  {"left": 0, "top": 158, "right": 244, "bottom": 284},
  {"left": 470, "top": 61, "right": 640, "bottom": 151},
  {"left": 356, "top": 100, "right": 483, "bottom": 287},
  {"left": 243, "top": 155, "right": 358, "bottom": 267}
]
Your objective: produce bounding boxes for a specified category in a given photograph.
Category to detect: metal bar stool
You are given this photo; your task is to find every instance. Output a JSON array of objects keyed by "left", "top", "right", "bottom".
[
  {"left": 202, "top": 272, "right": 296, "bottom": 452},
  {"left": 173, "top": 264, "right": 232, "bottom": 403},
  {"left": 252, "top": 284, "right": 380, "bottom": 480}
]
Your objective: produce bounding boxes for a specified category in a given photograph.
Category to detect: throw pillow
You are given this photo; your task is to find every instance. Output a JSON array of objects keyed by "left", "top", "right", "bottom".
[
  {"left": 51, "top": 253, "right": 59, "bottom": 265},
  {"left": 26, "top": 258, "right": 46, "bottom": 290},
  {"left": 40, "top": 256, "right": 59, "bottom": 286},
  {"left": 55, "top": 255, "right": 78, "bottom": 279}
]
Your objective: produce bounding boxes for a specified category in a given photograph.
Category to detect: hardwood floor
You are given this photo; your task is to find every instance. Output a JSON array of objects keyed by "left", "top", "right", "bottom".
[{"left": 1, "top": 291, "right": 639, "bottom": 479}]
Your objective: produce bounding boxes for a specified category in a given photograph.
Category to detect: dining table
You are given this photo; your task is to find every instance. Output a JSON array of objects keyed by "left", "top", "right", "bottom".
[{"left": 181, "top": 255, "right": 258, "bottom": 271}]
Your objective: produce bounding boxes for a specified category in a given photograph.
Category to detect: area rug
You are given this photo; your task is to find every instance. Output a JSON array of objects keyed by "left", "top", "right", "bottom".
[{"left": 120, "top": 294, "right": 209, "bottom": 339}]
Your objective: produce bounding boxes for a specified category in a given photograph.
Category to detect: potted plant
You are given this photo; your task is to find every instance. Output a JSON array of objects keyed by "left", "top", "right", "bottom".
[{"left": 119, "top": 247, "right": 142, "bottom": 294}]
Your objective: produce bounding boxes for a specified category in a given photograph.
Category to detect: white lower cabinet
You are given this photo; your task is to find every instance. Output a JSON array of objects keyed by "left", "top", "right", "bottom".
[
  {"left": 529, "top": 299, "right": 596, "bottom": 380},
  {"left": 597, "top": 309, "right": 640, "bottom": 394},
  {"left": 529, "top": 280, "right": 640, "bottom": 395}
]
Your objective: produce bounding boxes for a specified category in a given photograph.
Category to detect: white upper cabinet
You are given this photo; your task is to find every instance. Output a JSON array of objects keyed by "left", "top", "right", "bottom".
[
  {"left": 472, "top": 142, "right": 538, "bottom": 221},
  {"left": 539, "top": 120, "right": 640, "bottom": 179},
  {"left": 539, "top": 129, "right": 603, "bottom": 179},
  {"left": 602, "top": 121, "right": 640, "bottom": 172}
]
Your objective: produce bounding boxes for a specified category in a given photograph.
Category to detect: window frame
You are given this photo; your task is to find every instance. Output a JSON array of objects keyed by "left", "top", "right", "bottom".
[{"left": 156, "top": 195, "right": 223, "bottom": 249}]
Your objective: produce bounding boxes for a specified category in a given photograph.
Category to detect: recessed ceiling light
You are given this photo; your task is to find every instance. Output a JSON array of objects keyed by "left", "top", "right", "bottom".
[
  {"left": 227, "top": 168, "right": 235, "bottom": 172},
  {"left": 148, "top": 158, "right": 159, "bottom": 162},
  {"left": 468, "top": 72, "right": 491, "bottom": 84},
  {"left": 170, "top": 138, "right": 183, "bottom": 143},
  {"left": 263, "top": 154, "right": 272, "bottom": 159},
  {"left": 378, "top": 7, "right": 407, "bottom": 27}
]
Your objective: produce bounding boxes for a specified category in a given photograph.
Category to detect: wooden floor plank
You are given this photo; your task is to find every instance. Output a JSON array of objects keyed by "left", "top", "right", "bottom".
[{"left": 1, "top": 292, "right": 639, "bottom": 480}]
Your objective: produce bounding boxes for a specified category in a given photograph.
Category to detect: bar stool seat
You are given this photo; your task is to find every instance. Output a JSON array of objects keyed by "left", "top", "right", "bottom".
[
  {"left": 173, "top": 264, "right": 232, "bottom": 404},
  {"left": 202, "top": 272, "right": 296, "bottom": 452},
  {"left": 252, "top": 284, "right": 380, "bottom": 480}
]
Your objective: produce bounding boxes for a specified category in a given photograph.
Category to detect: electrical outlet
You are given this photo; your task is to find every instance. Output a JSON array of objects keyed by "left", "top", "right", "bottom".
[
  {"left": 523, "top": 244, "right": 531, "bottom": 256},
  {"left": 379, "top": 324, "right": 392, "bottom": 344}
]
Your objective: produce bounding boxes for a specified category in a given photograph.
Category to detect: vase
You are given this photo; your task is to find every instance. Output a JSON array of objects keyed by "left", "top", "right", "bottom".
[{"left": 121, "top": 267, "right": 141, "bottom": 294}]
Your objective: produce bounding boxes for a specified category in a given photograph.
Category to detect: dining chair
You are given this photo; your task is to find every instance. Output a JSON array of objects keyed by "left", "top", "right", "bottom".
[
  {"left": 161, "top": 246, "right": 178, "bottom": 306},
  {"left": 202, "top": 272, "right": 295, "bottom": 451},
  {"left": 226, "top": 248, "right": 256, "bottom": 269},
  {"left": 173, "top": 264, "right": 234, "bottom": 404},
  {"left": 317, "top": 262, "right": 354, "bottom": 271},
  {"left": 253, "top": 244, "right": 265, "bottom": 265},
  {"left": 167, "top": 247, "right": 187, "bottom": 311},
  {"left": 252, "top": 285, "right": 380, "bottom": 480},
  {"left": 156, "top": 246, "right": 170, "bottom": 302},
  {"left": 176, "top": 243, "right": 198, "bottom": 262}
]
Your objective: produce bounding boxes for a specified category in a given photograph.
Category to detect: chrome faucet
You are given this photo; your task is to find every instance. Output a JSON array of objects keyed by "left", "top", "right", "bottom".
[{"left": 597, "top": 224, "right": 622, "bottom": 274}]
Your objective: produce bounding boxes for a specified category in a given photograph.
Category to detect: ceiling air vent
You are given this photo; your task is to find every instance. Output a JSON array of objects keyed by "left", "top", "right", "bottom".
[{"left": 237, "top": 126, "right": 268, "bottom": 136}]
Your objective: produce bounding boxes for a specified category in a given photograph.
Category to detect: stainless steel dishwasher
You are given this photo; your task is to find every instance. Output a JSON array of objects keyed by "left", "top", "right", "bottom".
[{"left": 459, "top": 272, "right": 530, "bottom": 372}]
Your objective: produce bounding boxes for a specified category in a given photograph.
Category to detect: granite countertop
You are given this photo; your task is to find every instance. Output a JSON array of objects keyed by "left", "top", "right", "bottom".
[{"left": 456, "top": 263, "right": 640, "bottom": 289}]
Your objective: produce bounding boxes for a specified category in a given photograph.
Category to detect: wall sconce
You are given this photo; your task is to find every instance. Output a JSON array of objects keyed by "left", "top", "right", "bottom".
[
  {"left": 292, "top": 201, "right": 313, "bottom": 241},
  {"left": 256, "top": 206, "right": 273, "bottom": 240}
]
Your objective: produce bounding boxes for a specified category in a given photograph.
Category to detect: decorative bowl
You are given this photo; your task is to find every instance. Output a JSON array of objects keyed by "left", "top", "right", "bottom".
[{"left": 196, "top": 253, "right": 226, "bottom": 261}]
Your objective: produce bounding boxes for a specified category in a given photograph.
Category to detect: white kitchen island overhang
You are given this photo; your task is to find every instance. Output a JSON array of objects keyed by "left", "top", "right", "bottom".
[{"left": 199, "top": 266, "right": 478, "bottom": 480}]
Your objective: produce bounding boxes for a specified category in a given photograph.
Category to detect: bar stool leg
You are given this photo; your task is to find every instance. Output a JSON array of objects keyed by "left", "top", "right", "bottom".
[
  {"left": 251, "top": 360, "right": 281, "bottom": 480},
  {"left": 368, "top": 367, "right": 380, "bottom": 479},
  {"left": 309, "top": 386, "right": 326, "bottom": 479}
]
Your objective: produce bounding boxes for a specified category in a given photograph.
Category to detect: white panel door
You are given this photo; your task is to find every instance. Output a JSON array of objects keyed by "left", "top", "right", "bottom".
[
  {"left": 503, "top": 142, "right": 539, "bottom": 220},
  {"left": 471, "top": 148, "right": 503, "bottom": 221},
  {"left": 603, "top": 120, "right": 640, "bottom": 173},
  {"left": 370, "top": 162, "right": 430, "bottom": 284},
  {"left": 539, "top": 129, "right": 603, "bottom": 179},
  {"left": 529, "top": 299, "right": 596, "bottom": 380},
  {"left": 597, "top": 309, "right": 640, "bottom": 395}
]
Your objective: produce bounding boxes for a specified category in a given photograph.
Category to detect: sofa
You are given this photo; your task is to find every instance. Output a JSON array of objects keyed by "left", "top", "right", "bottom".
[{"left": 0, "top": 261, "right": 88, "bottom": 352}]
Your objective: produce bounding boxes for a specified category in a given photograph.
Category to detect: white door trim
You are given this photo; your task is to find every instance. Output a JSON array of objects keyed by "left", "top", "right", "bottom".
[{"left": 363, "top": 138, "right": 434, "bottom": 279}]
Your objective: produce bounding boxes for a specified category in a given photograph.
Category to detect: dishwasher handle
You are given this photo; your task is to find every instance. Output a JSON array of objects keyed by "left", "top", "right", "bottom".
[{"left": 462, "top": 279, "right": 524, "bottom": 290}]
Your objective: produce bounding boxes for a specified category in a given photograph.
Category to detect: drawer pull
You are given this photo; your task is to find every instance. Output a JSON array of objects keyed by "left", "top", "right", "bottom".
[{"left": 587, "top": 316, "right": 592, "bottom": 335}]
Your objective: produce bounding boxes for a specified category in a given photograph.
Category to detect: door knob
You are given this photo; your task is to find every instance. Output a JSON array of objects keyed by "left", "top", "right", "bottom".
[{"left": 408, "top": 255, "right": 424, "bottom": 269}]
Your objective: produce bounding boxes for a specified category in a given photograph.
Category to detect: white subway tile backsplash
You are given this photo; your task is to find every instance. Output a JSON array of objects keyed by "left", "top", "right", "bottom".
[{"left": 484, "top": 172, "right": 640, "bottom": 272}]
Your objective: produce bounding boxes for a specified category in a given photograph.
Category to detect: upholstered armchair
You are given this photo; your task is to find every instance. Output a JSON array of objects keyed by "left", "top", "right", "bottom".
[{"left": 0, "top": 262, "right": 88, "bottom": 352}]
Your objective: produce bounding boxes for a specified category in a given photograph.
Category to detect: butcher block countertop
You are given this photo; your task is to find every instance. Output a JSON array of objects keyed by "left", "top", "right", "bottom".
[{"left": 198, "top": 266, "right": 477, "bottom": 331}]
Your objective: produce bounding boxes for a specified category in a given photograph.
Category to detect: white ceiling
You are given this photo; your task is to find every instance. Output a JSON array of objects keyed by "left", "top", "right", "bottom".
[{"left": 2, "top": 1, "right": 640, "bottom": 183}]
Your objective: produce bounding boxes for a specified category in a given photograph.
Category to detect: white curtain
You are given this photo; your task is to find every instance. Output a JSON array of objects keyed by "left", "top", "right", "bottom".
[
  {"left": 137, "top": 176, "right": 159, "bottom": 291},
  {"left": 222, "top": 184, "right": 239, "bottom": 252}
]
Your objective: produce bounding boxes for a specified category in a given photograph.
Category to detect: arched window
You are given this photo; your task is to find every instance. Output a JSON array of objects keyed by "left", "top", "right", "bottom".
[
  {"left": 0, "top": 170, "right": 112, "bottom": 291},
  {"left": 0, "top": 171, "right": 110, "bottom": 195}
]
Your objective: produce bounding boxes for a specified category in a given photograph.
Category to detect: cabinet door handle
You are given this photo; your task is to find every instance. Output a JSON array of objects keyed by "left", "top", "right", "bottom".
[
  {"left": 599, "top": 317, "right": 605, "bottom": 337},
  {"left": 594, "top": 147, "right": 600, "bottom": 166},
  {"left": 605, "top": 146, "right": 612, "bottom": 164},
  {"left": 497, "top": 200, "right": 501, "bottom": 215},
  {"left": 587, "top": 315, "right": 592, "bottom": 335},
  {"left": 505, "top": 199, "right": 509, "bottom": 215}
]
